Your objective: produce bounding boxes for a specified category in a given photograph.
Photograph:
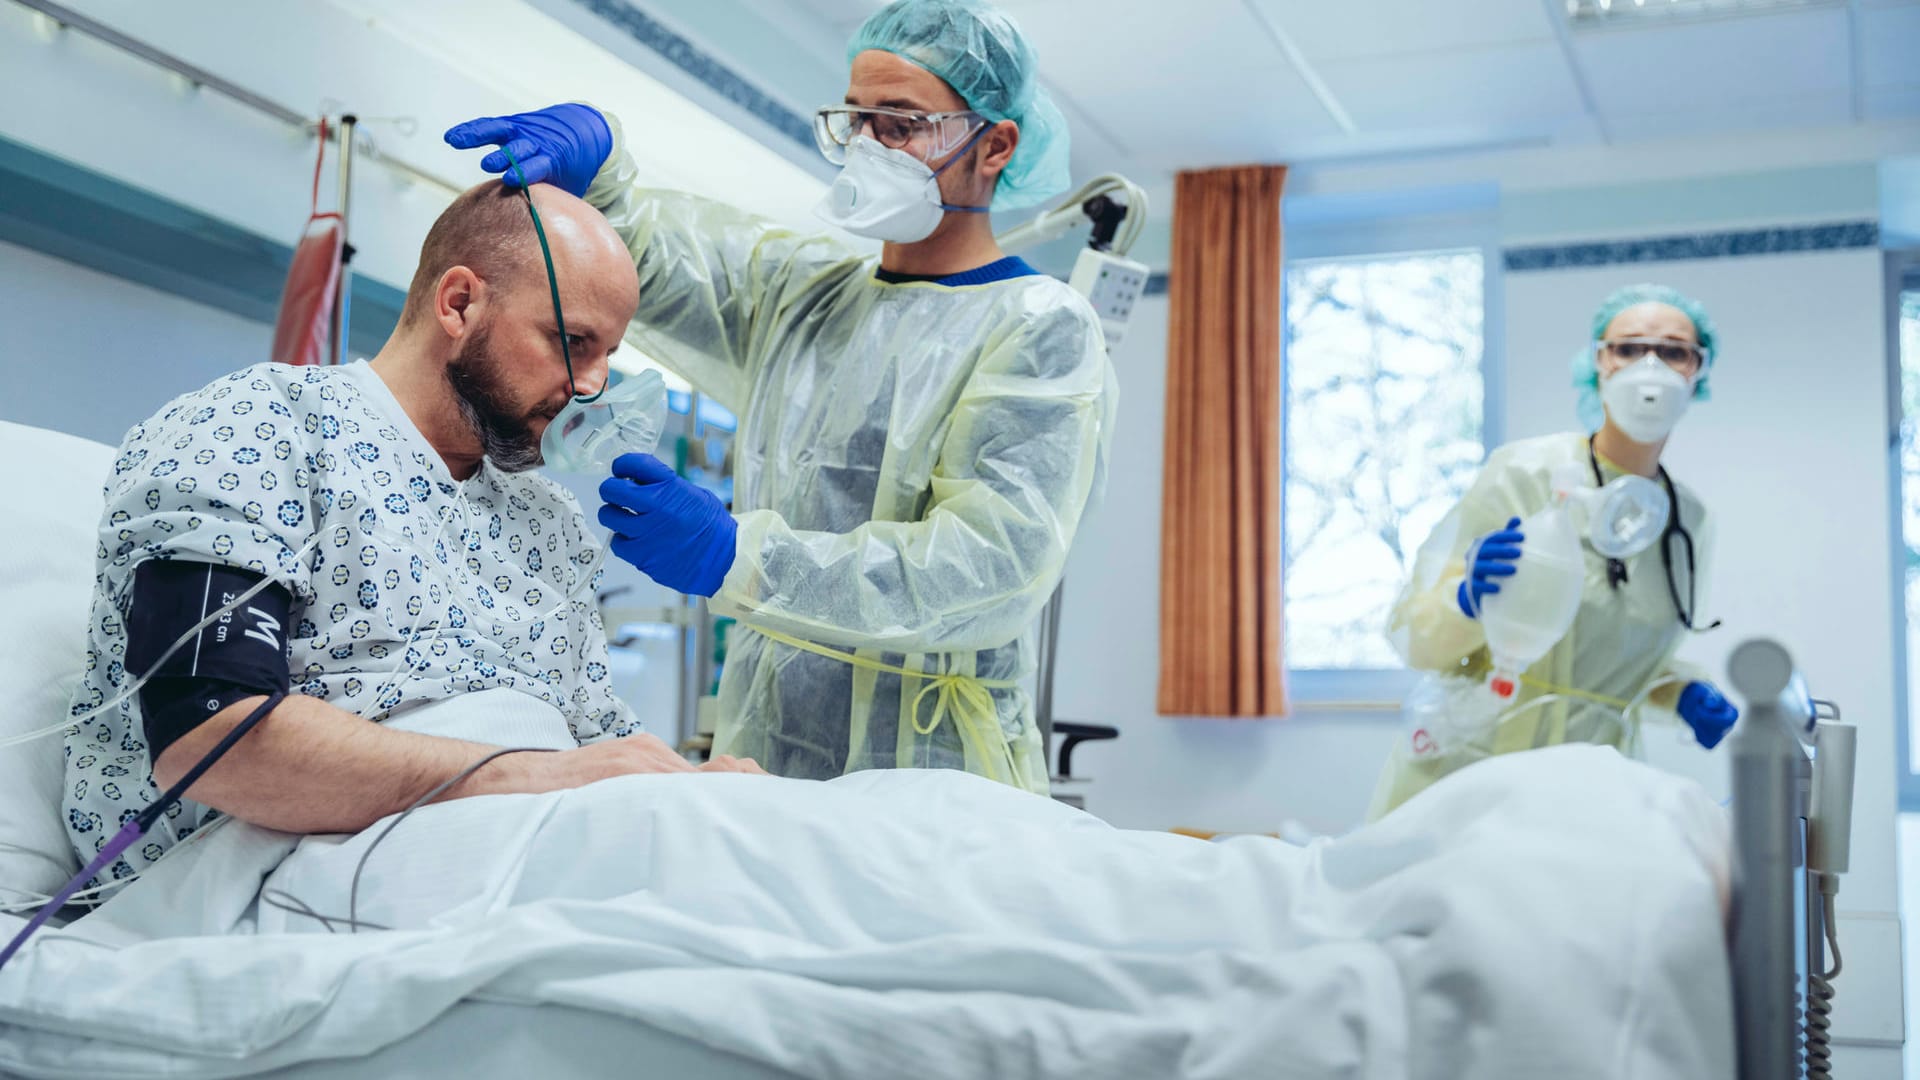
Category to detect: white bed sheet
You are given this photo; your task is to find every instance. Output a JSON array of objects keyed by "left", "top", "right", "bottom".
[
  {"left": 276, "top": 999, "right": 790, "bottom": 1080},
  {"left": 0, "top": 964, "right": 780, "bottom": 1080},
  {"left": 0, "top": 743, "right": 1733, "bottom": 1080}
]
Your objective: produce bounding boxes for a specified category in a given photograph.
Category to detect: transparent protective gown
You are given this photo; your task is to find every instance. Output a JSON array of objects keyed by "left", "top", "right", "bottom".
[
  {"left": 1370, "top": 432, "right": 1714, "bottom": 817},
  {"left": 584, "top": 119, "right": 1116, "bottom": 792}
]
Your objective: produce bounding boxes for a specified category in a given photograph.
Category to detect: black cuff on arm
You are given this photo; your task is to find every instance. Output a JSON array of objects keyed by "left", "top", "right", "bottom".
[{"left": 125, "top": 561, "right": 292, "bottom": 763}]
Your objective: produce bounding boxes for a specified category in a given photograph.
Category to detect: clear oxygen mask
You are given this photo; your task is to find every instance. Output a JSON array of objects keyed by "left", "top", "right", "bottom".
[
  {"left": 540, "top": 368, "right": 668, "bottom": 474},
  {"left": 1554, "top": 465, "right": 1670, "bottom": 560}
]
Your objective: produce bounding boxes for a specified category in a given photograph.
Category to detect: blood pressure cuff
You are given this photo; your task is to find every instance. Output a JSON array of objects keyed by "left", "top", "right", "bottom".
[{"left": 125, "top": 560, "right": 293, "bottom": 763}]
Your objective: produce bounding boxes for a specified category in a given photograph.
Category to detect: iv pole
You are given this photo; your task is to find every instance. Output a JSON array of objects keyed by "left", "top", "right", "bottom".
[{"left": 328, "top": 114, "right": 357, "bottom": 365}]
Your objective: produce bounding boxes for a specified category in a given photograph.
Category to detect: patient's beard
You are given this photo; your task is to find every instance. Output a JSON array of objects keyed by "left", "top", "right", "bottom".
[{"left": 445, "top": 324, "right": 548, "bottom": 474}]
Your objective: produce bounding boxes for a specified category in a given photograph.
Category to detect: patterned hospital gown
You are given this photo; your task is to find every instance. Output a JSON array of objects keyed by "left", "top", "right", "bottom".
[{"left": 63, "top": 360, "right": 639, "bottom": 885}]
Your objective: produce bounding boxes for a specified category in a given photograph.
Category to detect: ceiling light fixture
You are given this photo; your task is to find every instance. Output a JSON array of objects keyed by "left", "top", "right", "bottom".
[{"left": 1567, "top": 0, "right": 1843, "bottom": 26}]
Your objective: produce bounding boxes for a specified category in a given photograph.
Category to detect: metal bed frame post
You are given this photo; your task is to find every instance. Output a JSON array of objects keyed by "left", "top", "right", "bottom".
[{"left": 1726, "top": 639, "right": 1819, "bottom": 1079}]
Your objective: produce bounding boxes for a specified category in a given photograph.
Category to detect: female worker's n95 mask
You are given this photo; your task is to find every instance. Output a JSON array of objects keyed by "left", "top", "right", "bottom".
[
  {"left": 541, "top": 368, "right": 668, "bottom": 474},
  {"left": 1601, "top": 355, "right": 1693, "bottom": 444},
  {"left": 813, "top": 135, "right": 987, "bottom": 244}
]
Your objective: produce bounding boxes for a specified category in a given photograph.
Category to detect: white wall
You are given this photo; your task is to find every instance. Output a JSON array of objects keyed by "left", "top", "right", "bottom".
[{"left": 0, "top": 239, "right": 273, "bottom": 446}]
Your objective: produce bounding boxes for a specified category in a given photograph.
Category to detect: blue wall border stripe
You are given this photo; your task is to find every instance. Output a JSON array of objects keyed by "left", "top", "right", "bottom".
[
  {"left": 570, "top": 0, "right": 815, "bottom": 153},
  {"left": 1503, "top": 221, "right": 1880, "bottom": 273},
  {"left": 1150, "top": 220, "right": 1884, "bottom": 294},
  {"left": 0, "top": 135, "right": 405, "bottom": 357}
]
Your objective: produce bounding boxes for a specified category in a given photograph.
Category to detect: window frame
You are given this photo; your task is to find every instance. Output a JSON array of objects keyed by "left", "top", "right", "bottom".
[
  {"left": 1887, "top": 250, "right": 1920, "bottom": 810},
  {"left": 1279, "top": 222, "right": 1505, "bottom": 707}
]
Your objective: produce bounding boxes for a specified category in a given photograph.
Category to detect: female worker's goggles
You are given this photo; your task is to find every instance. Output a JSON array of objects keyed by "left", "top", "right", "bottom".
[
  {"left": 813, "top": 105, "right": 986, "bottom": 166},
  {"left": 1596, "top": 336, "right": 1707, "bottom": 377}
]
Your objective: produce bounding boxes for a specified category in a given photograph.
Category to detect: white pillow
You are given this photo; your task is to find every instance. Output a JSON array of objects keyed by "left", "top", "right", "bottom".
[{"left": 0, "top": 420, "right": 116, "bottom": 898}]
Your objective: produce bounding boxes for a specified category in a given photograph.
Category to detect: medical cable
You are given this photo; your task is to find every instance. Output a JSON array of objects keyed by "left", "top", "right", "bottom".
[
  {"left": 501, "top": 147, "right": 598, "bottom": 405},
  {"left": 357, "top": 569, "right": 440, "bottom": 724},
  {"left": 0, "top": 821, "right": 236, "bottom": 914},
  {"left": 257, "top": 745, "right": 556, "bottom": 934},
  {"left": 14, "top": 493, "right": 590, "bottom": 904},
  {"left": 994, "top": 174, "right": 1149, "bottom": 257},
  {"left": 1459, "top": 519, "right": 1688, "bottom": 746},
  {"left": 8, "top": 499, "right": 480, "bottom": 900},
  {"left": 0, "top": 502, "right": 567, "bottom": 751},
  {"left": 1435, "top": 673, "right": 1681, "bottom": 762},
  {"left": 0, "top": 532, "right": 325, "bottom": 750},
  {"left": 364, "top": 521, "right": 608, "bottom": 633},
  {"left": 258, "top": 887, "right": 389, "bottom": 933},
  {"left": 11, "top": 153, "right": 617, "bottom": 926},
  {"left": 30, "top": 140, "right": 613, "bottom": 753},
  {"left": 1514, "top": 673, "right": 1682, "bottom": 755},
  {"left": 0, "top": 692, "right": 287, "bottom": 971},
  {"left": 1805, "top": 872, "right": 1842, "bottom": 1080}
]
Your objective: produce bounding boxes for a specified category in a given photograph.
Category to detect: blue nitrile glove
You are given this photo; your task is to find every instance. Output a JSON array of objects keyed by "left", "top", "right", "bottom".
[
  {"left": 1678, "top": 681, "right": 1738, "bottom": 749},
  {"left": 598, "top": 454, "right": 738, "bottom": 598},
  {"left": 1456, "top": 516, "right": 1524, "bottom": 619},
  {"left": 443, "top": 103, "right": 612, "bottom": 198}
]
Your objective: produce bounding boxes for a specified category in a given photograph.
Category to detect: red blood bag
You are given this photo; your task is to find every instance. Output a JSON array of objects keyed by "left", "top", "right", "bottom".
[{"left": 271, "top": 118, "right": 345, "bottom": 367}]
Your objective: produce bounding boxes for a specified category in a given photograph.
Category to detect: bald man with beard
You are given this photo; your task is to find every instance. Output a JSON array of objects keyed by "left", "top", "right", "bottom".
[{"left": 62, "top": 181, "right": 761, "bottom": 891}]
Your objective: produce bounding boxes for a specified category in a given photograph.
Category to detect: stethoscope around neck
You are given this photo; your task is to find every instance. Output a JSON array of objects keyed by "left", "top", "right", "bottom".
[{"left": 1586, "top": 434, "right": 1720, "bottom": 633}]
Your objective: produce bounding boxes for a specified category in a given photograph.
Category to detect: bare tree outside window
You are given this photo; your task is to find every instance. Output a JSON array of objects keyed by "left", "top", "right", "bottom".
[{"left": 1283, "top": 251, "right": 1486, "bottom": 669}]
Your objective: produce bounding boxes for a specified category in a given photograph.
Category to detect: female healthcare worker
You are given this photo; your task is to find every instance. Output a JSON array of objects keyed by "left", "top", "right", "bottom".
[
  {"left": 445, "top": 0, "right": 1115, "bottom": 794},
  {"left": 1368, "top": 284, "right": 1739, "bottom": 818}
]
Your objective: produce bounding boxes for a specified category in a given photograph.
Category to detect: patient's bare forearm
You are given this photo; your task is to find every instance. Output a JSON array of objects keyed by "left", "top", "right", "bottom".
[{"left": 150, "top": 694, "right": 546, "bottom": 835}]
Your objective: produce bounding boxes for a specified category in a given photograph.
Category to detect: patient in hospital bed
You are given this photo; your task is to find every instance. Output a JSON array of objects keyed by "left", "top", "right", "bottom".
[
  {"left": 61, "top": 179, "right": 762, "bottom": 898},
  {"left": 8, "top": 182, "right": 1738, "bottom": 1080}
]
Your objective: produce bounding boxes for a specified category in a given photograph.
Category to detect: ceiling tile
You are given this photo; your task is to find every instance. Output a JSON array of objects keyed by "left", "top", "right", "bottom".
[
  {"left": 1866, "top": 85, "right": 1920, "bottom": 120},
  {"left": 1858, "top": 3, "right": 1920, "bottom": 89},
  {"left": 999, "top": 0, "right": 1348, "bottom": 168},
  {"left": 1248, "top": 0, "right": 1559, "bottom": 62},
  {"left": 1317, "top": 42, "right": 1586, "bottom": 131},
  {"left": 640, "top": 0, "right": 1897, "bottom": 190},
  {"left": 1573, "top": 8, "right": 1851, "bottom": 117},
  {"left": 1604, "top": 91, "right": 1852, "bottom": 140}
]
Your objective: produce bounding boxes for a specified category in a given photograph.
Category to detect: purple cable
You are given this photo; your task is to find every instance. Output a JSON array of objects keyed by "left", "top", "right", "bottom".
[
  {"left": 0, "top": 819, "right": 144, "bottom": 971},
  {"left": 0, "top": 668, "right": 289, "bottom": 972}
]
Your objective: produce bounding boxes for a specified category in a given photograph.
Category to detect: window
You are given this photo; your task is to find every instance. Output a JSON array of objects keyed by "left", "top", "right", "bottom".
[
  {"left": 1897, "top": 287, "right": 1920, "bottom": 784},
  {"left": 1282, "top": 249, "right": 1489, "bottom": 674}
]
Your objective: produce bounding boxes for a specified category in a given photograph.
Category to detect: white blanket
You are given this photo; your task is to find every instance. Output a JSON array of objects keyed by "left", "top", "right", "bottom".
[{"left": 0, "top": 743, "right": 1732, "bottom": 1079}]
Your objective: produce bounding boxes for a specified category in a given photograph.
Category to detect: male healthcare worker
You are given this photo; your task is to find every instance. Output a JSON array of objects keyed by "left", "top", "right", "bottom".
[
  {"left": 1368, "top": 285, "right": 1738, "bottom": 818},
  {"left": 446, "top": 0, "right": 1116, "bottom": 793}
]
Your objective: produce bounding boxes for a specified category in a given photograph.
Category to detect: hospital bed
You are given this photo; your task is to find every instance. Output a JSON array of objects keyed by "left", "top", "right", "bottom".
[{"left": 0, "top": 418, "right": 1851, "bottom": 1078}]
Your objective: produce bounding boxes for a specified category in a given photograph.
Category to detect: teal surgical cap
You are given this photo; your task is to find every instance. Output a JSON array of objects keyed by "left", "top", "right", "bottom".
[
  {"left": 848, "top": 0, "right": 1070, "bottom": 213},
  {"left": 1573, "top": 283, "right": 1718, "bottom": 432}
]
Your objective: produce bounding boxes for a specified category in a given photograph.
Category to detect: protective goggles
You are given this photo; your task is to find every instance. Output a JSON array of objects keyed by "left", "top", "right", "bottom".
[
  {"left": 1596, "top": 336, "right": 1707, "bottom": 376},
  {"left": 813, "top": 105, "right": 986, "bottom": 166}
]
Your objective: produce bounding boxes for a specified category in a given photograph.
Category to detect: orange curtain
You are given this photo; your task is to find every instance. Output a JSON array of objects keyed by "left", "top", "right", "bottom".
[{"left": 1158, "top": 164, "right": 1287, "bottom": 717}]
